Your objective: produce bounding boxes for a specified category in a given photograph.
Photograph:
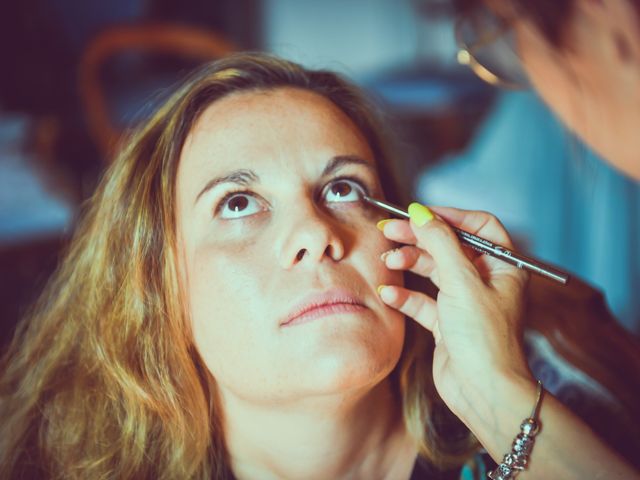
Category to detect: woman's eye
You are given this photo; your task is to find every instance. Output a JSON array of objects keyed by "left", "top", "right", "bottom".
[
  {"left": 323, "top": 179, "right": 364, "bottom": 203},
  {"left": 219, "top": 193, "right": 264, "bottom": 219}
]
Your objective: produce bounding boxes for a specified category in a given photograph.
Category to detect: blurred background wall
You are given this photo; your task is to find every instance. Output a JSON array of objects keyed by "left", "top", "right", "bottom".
[{"left": 1, "top": 0, "right": 639, "bottom": 354}]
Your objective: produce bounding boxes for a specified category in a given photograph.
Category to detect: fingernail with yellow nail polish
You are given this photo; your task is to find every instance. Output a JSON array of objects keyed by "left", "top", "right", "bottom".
[
  {"left": 408, "top": 203, "right": 434, "bottom": 227},
  {"left": 377, "top": 285, "right": 387, "bottom": 296},
  {"left": 376, "top": 219, "right": 393, "bottom": 231}
]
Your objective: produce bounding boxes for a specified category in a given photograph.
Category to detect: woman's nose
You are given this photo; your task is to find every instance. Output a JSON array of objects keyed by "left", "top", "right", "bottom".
[{"left": 277, "top": 201, "right": 346, "bottom": 269}]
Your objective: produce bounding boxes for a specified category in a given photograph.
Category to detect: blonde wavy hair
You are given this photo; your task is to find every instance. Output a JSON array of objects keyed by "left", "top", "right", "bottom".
[{"left": 0, "top": 53, "right": 477, "bottom": 479}]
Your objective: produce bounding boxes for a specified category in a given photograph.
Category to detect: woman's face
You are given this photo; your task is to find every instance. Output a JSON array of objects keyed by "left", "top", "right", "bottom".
[
  {"left": 175, "top": 87, "right": 405, "bottom": 405},
  {"left": 509, "top": 0, "right": 640, "bottom": 179}
]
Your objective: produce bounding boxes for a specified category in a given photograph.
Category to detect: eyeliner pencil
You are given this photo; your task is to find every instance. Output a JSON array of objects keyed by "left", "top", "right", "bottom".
[{"left": 362, "top": 195, "right": 570, "bottom": 285}]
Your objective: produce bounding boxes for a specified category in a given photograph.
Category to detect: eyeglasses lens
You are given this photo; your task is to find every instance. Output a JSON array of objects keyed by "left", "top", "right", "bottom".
[{"left": 457, "top": 9, "right": 529, "bottom": 89}]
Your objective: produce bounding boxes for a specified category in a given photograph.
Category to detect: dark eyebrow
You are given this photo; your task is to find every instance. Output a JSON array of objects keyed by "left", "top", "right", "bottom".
[
  {"left": 194, "top": 169, "right": 259, "bottom": 205},
  {"left": 321, "top": 155, "right": 375, "bottom": 177}
]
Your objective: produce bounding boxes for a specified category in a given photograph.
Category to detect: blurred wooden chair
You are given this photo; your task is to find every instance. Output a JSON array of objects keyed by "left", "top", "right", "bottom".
[
  {"left": 78, "top": 23, "right": 235, "bottom": 159},
  {"left": 524, "top": 274, "right": 640, "bottom": 469}
]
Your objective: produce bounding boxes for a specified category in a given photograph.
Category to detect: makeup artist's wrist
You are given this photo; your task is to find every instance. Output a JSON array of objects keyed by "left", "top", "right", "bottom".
[
  {"left": 443, "top": 348, "right": 533, "bottom": 420},
  {"left": 453, "top": 371, "right": 538, "bottom": 451}
]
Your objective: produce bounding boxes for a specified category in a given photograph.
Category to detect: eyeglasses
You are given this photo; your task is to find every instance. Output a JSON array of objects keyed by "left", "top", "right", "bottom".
[{"left": 454, "top": 7, "right": 529, "bottom": 89}]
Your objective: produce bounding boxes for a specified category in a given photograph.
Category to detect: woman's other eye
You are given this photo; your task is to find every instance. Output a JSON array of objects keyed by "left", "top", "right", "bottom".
[
  {"left": 218, "top": 193, "right": 264, "bottom": 219},
  {"left": 323, "top": 178, "right": 365, "bottom": 204}
]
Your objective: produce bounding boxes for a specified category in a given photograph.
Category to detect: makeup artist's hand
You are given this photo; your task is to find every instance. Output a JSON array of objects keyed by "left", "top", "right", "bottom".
[{"left": 376, "top": 204, "right": 534, "bottom": 420}]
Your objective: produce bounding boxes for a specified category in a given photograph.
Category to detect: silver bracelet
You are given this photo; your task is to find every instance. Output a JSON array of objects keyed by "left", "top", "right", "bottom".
[{"left": 488, "top": 380, "right": 544, "bottom": 480}]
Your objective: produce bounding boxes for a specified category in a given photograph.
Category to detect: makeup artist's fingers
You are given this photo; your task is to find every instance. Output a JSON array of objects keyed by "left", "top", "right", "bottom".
[
  {"left": 409, "top": 204, "right": 528, "bottom": 291},
  {"left": 377, "top": 219, "right": 416, "bottom": 244},
  {"left": 431, "top": 205, "right": 522, "bottom": 277},
  {"left": 432, "top": 321, "right": 443, "bottom": 345},
  {"left": 378, "top": 285, "right": 437, "bottom": 332},
  {"left": 428, "top": 206, "right": 514, "bottom": 248},
  {"left": 435, "top": 206, "right": 529, "bottom": 286},
  {"left": 381, "top": 246, "right": 442, "bottom": 287},
  {"left": 407, "top": 205, "right": 482, "bottom": 290},
  {"left": 379, "top": 218, "right": 482, "bottom": 266},
  {"left": 382, "top": 246, "right": 427, "bottom": 271},
  {"left": 377, "top": 207, "right": 526, "bottom": 288}
]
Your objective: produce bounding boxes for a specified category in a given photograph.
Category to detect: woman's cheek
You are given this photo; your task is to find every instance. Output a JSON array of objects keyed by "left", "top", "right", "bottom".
[
  {"left": 190, "top": 231, "right": 270, "bottom": 298},
  {"left": 187, "top": 238, "right": 272, "bottom": 372}
]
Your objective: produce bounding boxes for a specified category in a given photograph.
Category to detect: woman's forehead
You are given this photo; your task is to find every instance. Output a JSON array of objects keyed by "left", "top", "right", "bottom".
[
  {"left": 178, "top": 87, "right": 375, "bottom": 181},
  {"left": 188, "top": 87, "right": 362, "bottom": 142}
]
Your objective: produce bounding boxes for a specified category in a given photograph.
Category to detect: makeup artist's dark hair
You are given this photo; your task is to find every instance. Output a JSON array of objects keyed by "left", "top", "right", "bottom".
[
  {"left": 453, "top": 0, "right": 640, "bottom": 47},
  {"left": 454, "top": 0, "right": 573, "bottom": 46},
  {"left": 0, "top": 52, "right": 476, "bottom": 479}
]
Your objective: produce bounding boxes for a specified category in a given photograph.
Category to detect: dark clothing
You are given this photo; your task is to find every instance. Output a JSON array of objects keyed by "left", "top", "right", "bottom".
[{"left": 409, "top": 451, "right": 496, "bottom": 480}]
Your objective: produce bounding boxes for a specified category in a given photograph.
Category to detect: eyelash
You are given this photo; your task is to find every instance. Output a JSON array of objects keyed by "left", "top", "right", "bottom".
[{"left": 212, "top": 175, "right": 371, "bottom": 217}]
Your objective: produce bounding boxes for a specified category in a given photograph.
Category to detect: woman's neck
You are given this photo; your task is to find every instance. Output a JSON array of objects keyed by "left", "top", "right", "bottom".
[{"left": 220, "top": 378, "right": 418, "bottom": 480}]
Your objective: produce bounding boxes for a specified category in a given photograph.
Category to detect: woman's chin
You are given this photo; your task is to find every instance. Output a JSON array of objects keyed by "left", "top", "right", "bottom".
[
  {"left": 284, "top": 328, "right": 404, "bottom": 396},
  {"left": 304, "top": 351, "right": 399, "bottom": 395}
]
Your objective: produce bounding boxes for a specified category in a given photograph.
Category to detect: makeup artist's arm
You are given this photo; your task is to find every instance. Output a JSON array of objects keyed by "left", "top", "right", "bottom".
[{"left": 377, "top": 205, "right": 639, "bottom": 480}]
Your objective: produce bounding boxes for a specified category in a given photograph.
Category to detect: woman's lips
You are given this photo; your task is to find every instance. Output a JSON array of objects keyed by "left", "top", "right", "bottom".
[{"left": 281, "top": 289, "right": 367, "bottom": 327}]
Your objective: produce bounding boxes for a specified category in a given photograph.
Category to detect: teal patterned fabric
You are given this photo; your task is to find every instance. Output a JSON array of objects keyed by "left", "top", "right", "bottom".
[
  {"left": 409, "top": 450, "right": 494, "bottom": 479},
  {"left": 459, "top": 451, "right": 490, "bottom": 480}
]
